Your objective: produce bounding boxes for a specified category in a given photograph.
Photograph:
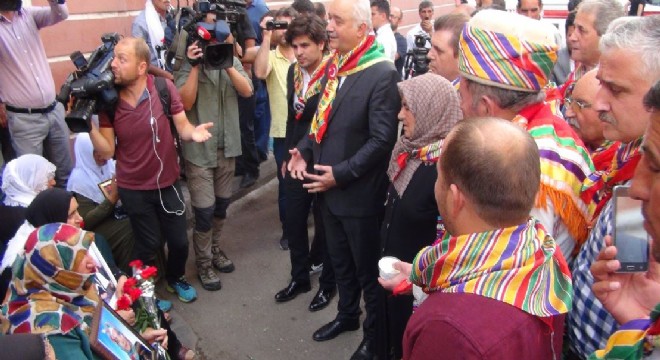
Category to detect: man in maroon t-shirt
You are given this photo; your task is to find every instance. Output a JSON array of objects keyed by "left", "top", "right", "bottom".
[{"left": 89, "top": 37, "right": 212, "bottom": 303}]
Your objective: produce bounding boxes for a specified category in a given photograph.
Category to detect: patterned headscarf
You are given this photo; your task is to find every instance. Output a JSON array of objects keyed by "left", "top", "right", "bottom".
[
  {"left": 1, "top": 223, "right": 99, "bottom": 336},
  {"left": 387, "top": 74, "right": 462, "bottom": 196},
  {"left": 458, "top": 10, "right": 558, "bottom": 92}
]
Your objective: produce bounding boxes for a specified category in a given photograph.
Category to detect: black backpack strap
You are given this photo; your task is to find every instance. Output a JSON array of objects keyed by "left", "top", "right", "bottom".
[{"left": 153, "top": 76, "right": 183, "bottom": 158}]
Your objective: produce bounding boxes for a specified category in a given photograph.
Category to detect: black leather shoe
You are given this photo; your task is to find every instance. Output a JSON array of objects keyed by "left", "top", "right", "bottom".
[
  {"left": 308, "top": 287, "right": 335, "bottom": 312},
  {"left": 274, "top": 281, "right": 311, "bottom": 303},
  {"left": 240, "top": 174, "right": 258, "bottom": 188},
  {"left": 350, "top": 338, "right": 375, "bottom": 360},
  {"left": 312, "top": 318, "right": 360, "bottom": 342}
]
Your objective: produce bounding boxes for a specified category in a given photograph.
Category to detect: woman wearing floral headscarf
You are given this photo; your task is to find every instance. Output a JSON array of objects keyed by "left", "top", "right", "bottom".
[
  {"left": 1, "top": 223, "right": 100, "bottom": 359},
  {"left": 376, "top": 73, "right": 462, "bottom": 360}
]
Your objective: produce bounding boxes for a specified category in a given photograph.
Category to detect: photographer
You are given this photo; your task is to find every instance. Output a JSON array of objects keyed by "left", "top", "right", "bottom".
[
  {"left": 89, "top": 37, "right": 213, "bottom": 304},
  {"left": 0, "top": 0, "right": 72, "bottom": 187},
  {"left": 174, "top": 11, "right": 252, "bottom": 292},
  {"left": 405, "top": 1, "right": 434, "bottom": 52},
  {"left": 253, "top": 7, "right": 297, "bottom": 250}
]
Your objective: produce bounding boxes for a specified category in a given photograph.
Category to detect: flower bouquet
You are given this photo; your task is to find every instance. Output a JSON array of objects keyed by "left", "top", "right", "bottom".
[{"left": 117, "top": 260, "right": 169, "bottom": 360}]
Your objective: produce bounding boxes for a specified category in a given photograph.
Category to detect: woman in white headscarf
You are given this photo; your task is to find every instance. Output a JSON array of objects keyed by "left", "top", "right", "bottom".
[
  {"left": 66, "top": 133, "right": 135, "bottom": 273},
  {"left": 0, "top": 154, "right": 56, "bottom": 301},
  {"left": 2, "top": 154, "right": 55, "bottom": 207}
]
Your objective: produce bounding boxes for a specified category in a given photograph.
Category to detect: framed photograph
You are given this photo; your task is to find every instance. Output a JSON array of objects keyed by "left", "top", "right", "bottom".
[
  {"left": 89, "top": 243, "right": 119, "bottom": 308},
  {"left": 98, "top": 179, "right": 113, "bottom": 201},
  {"left": 90, "top": 302, "right": 155, "bottom": 360}
]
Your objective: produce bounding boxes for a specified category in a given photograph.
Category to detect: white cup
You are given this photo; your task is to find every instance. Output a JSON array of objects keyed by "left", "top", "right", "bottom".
[{"left": 379, "top": 256, "right": 401, "bottom": 280}]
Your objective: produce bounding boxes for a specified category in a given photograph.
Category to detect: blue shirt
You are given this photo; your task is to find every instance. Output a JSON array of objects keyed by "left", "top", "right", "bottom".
[
  {"left": 567, "top": 199, "right": 618, "bottom": 358},
  {"left": 246, "top": 0, "right": 268, "bottom": 45}
]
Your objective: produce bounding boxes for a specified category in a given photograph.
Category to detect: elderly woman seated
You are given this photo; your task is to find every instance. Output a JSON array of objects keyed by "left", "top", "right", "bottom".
[{"left": 1, "top": 223, "right": 193, "bottom": 360}]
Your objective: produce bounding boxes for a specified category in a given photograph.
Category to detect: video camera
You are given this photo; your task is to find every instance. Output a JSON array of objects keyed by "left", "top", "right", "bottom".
[
  {"left": 57, "top": 33, "right": 120, "bottom": 133},
  {"left": 177, "top": 0, "right": 248, "bottom": 70},
  {"left": 403, "top": 33, "right": 431, "bottom": 79}
]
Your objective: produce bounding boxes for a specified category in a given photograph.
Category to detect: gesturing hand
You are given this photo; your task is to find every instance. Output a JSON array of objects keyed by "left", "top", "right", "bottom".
[
  {"left": 191, "top": 122, "right": 213, "bottom": 143},
  {"left": 303, "top": 165, "right": 337, "bottom": 193},
  {"left": 591, "top": 235, "right": 660, "bottom": 324},
  {"left": 287, "top": 148, "right": 307, "bottom": 180}
]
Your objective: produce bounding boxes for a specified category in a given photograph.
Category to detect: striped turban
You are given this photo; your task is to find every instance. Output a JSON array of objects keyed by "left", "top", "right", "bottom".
[{"left": 459, "top": 10, "right": 559, "bottom": 92}]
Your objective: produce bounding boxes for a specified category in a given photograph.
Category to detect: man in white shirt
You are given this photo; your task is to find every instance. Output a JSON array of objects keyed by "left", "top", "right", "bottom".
[
  {"left": 406, "top": 1, "right": 434, "bottom": 52},
  {"left": 370, "top": 0, "right": 396, "bottom": 62}
]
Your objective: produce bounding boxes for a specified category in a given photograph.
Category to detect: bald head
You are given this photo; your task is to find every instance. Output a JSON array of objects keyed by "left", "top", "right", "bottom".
[
  {"left": 118, "top": 37, "right": 151, "bottom": 64},
  {"left": 390, "top": 6, "right": 402, "bottom": 30},
  {"left": 566, "top": 69, "right": 604, "bottom": 149},
  {"left": 440, "top": 117, "right": 540, "bottom": 227},
  {"left": 451, "top": 4, "right": 475, "bottom": 16}
]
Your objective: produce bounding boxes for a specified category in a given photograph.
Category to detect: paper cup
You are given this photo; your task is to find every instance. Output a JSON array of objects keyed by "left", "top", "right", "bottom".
[{"left": 379, "top": 256, "right": 400, "bottom": 280}]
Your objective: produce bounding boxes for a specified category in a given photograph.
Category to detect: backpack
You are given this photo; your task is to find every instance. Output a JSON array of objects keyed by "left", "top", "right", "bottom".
[{"left": 107, "top": 77, "right": 183, "bottom": 160}]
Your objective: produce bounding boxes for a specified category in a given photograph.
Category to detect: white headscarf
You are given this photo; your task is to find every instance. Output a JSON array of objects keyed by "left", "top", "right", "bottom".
[
  {"left": 67, "top": 133, "right": 115, "bottom": 204},
  {"left": 1, "top": 154, "right": 55, "bottom": 207},
  {"left": 145, "top": 0, "right": 165, "bottom": 67}
]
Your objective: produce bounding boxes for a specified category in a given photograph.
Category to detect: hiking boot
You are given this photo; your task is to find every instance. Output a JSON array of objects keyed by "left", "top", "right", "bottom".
[
  {"left": 167, "top": 276, "right": 198, "bottom": 303},
  {"left": 212, "top": 249, "right": 235, "bottom": 273},
  {"left": 197, "top": 265, "right": 222, "bottom": 291}
]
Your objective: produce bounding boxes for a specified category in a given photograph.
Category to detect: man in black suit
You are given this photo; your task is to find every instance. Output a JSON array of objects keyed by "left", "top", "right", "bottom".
[
  {"left": 287, "top": 0, "right": 400, "bottom": 358},
  {"left": 273, "top": 14, "right": 337, "bottom": 312}
]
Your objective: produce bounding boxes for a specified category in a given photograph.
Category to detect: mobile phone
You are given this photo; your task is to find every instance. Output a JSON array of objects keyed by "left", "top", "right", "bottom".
[{"left": 613, "top": 185, "right": 649, "bottom": 272}]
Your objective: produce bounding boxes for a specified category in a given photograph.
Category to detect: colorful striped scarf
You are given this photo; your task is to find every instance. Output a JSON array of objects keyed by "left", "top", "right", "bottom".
[
  {"left": 458, "top": 21, "right": 557, "bottom": 92},
  {"left": 590, "top": 303, "right": 660, "bottom": 359},
  {"left": 410, "top": 218, "right": 573, "bottom": 317},
  {"left": 592, "top": 140, "right": 620, "bottom": 173},
  {"left": 309, "top": 35, "right": 388, "bottom": 143},
  {"left": 513, "top": 102, "right": 594, "bottom": 247},
  {"left": 1, "top": 223, "right": 99, "bottom": 336},
  {"left": 581, "top": 137, "right": 643, "bottom": 222},
  {"left": 292, "top": 56, "right": 330, "bottom": 121}
]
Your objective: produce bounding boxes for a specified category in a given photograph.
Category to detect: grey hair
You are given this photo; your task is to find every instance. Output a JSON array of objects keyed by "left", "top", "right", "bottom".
[
  {"left": 600, "top": 16, "right": 660, "bottom": 81},
  {"left": 576, "top": 0, "right": 624, "bottom": 36},
  {"left": 354, "top": 0, "right": 372, "bottom": 30},
  {"left": 465, "top": 79, "right": 546, "bottom": 113}
]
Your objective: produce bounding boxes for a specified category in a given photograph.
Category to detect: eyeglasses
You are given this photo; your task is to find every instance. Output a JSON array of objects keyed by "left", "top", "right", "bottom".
[{"left": 565, "top": 97, "right": 592, "bottom": 111}]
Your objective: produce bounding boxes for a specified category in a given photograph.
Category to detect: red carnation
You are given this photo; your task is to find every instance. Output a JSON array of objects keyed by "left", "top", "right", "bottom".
[
  {"left": 140, "top": 266, "right": 158, "bottom": 280},
  {"left": 123, "top": 277, "right": 138, "bottom": 292},
  {"left": 116, "top": 295, "right": 132, "bottom": 311},
  {"left": 129, "top": 259, "right": 144, "bottom": 269},
  {"left": 126, "top": 287, "right": 142, "bottom": 302}
]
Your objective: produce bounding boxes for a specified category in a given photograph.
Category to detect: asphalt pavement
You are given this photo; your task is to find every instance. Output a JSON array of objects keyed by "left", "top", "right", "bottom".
[{"left": 158, "top": 157, "right": 364, "bottom": 360}]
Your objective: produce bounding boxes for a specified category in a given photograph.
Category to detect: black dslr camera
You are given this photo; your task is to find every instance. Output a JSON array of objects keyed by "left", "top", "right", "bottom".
[
  {"left": 57, "top": 33, "right": 120, "bottom": 133},
  {"left": 403, "top": 33, "right": 431, "bottom": 79},
  {"left": 178, "top": 0, "right": 247, "bottom": 70}
]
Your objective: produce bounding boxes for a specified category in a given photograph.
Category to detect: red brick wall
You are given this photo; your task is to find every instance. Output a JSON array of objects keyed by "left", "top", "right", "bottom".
[{"left": 32, "top": 0, "right": 453, "bottom": 88}]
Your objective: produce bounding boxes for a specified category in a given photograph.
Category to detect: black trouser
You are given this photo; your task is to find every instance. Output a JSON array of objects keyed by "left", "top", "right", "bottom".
[
  {"left": 319, "top": 196, "right": 381, "bottom": 339},
  {"left": 284, "top": 175, "right": 335, "bottom": 288},
  {"left": 118, "top": 182, "right": 188, "bottom": 283},
  {"left": 236, "top": 94, "right": 260, "bottom": 177}
]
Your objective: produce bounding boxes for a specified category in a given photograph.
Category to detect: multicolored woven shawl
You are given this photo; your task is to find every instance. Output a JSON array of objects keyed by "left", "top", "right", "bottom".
[
  {"left": 581, "top": 137, "right": 643, "bottom": 222},
  {"left": 1, "top": 223, "right": 99, "bottom": 336},
  {"left": 309, "top": 35, "right": 388, "bottom": 143},
  {"left": 410, "top": 218, "right": 573, "bottom": 317},
  {"left": 292, "top": 56, "right": 330, "bottom": 121},
  {"left": 513, "top": 102, "right": 594, "bottom": 247},
  {"left": 589, "top": 304, "right": 660, "bottom": 359}
]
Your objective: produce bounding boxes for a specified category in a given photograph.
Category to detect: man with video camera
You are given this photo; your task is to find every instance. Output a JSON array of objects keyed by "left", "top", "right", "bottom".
[
  {"left": 89, "top": 37, "right": 213, "bottom": 304},
  {"left": 252, "top": 7, "right": 298, "bottom": 251},
  {"left": 0, "top": 0, "right": 72, "bottom": 187},
  {"left": 173, "top": 10, "right": 253, "bottom": 292}
]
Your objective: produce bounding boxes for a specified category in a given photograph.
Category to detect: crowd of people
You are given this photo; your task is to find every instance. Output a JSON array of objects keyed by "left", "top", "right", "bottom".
[{"left": 1, "top": 0, "right": 660, "bottom": 359}]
